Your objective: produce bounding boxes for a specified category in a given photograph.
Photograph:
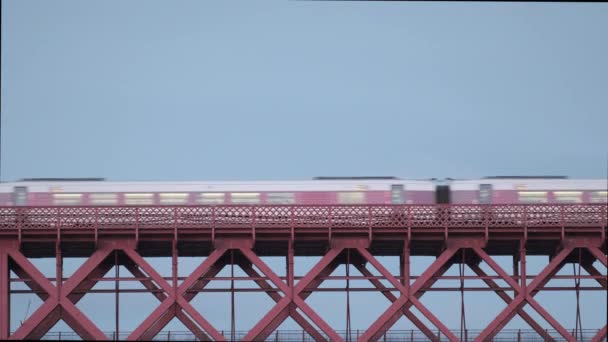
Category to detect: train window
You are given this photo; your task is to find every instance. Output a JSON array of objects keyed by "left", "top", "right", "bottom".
[
  {"left": 125, "top": 193, "right": 154, "bottom": 205},
  {"left": 391, "top": 185, "right": 404, "bottom": 204},
  {"left": 518, "top": 191, "right": 548, "bottom": 203},
  {"left": 53, "top": 193, "right": 83, "bottom": 206},
  {"left": 591, "top": 191, "right": 608, "bottom": 203},
  {"left": 267, "top": 192, "right": 295, "bottom": 204},
  {"left": 554, "top": 191, "right": 583, "bottom": 203},
  {"left": 338, "top": 192, "right": 365, "bottom": 204},
  {"left": 90, "top": 193, "right": 118, "bottom": 205},
  {"left": 13, "top": 186, "right": 28, "bottom": 206},
  {"left": 479, "top": 184, "right": 493, "bottom": 204},
  {"left": 231, "top": 193, "right": 260, "bottom": 204},
  {"left": 159, "top": 193, "right": 189, "bottom": 205},
  {"left": 198, "top": 193, "right": 225, "bottom": 204}
]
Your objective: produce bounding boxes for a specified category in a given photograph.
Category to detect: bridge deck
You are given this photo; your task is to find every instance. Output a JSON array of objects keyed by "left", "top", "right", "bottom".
[{"left": 0, "top": 204, "right": 605, "bottom": 258}]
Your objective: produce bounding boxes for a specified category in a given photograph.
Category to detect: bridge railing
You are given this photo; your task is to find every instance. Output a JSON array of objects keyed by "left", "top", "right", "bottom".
[
  {"left": 36, "top": 328, "right": 605, "bottom": 341},
  {"left": 0, "top": 204, "right": 605, "bottom": 230}
]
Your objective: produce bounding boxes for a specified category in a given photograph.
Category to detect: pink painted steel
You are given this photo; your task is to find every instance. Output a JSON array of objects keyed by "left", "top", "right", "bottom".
[
  {"left": 1, "top": 204, "right": 606, "bottom": 341},
  {"left": 473, "top": 246, "right": 574, "bottom": 342},
  {"left": 238, "top": 261, "right": 327, "bottom": 342},
  {"left": 467, "top": 264, "right": 551, "bottom": 340},
  {"left": 591, "top": 325, "right": 607, "bottom": 342},
  {"left": 356, "top": 264, "right": 438, "bottom": 340},
  {"left": 587, "top": 247, "right": 607, "bottom": 267},
  {"left": 8, "top": 246, "right": 110, "bottom": 340},
  {"left": 0, "top": 252, "right": 9, "bottom": 340},
  {"left": 582, "top": 264, "right": 608, "bottom": 288},
  {"left": 243, "top": 247, "right": 345, "bottom": 342},
  {"left": 0, "top": 203, "right": 605, "bottom": 232},
  {"left": 360, "top": 246, "right": 460, "bottom": 342},
  {"left": 122, "top": 263, "right": 211, "bottom": 341},
  {"left": 124, "top": 247, "right": 225, "bottom": 341}
]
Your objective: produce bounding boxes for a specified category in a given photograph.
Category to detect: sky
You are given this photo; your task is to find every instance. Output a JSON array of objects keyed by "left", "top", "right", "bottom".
[
  {"left": 1, "top": 0, "right": 607, "bottom": 339},
  {"left": 2, "top": 1, "right": 608, "bottom": 182}
]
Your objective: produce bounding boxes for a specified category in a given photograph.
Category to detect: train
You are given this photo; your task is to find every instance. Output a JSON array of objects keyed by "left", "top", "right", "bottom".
[{"left": 0, "top": 176, "right": 605, "bottom": 206}]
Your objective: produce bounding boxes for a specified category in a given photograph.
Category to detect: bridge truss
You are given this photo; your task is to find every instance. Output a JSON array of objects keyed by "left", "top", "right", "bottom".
[{"left": 0, "top": 204, "right": 606, "bottom": 341}]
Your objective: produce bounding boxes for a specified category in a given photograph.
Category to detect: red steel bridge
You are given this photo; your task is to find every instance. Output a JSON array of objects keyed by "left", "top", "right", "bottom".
[{"left": 0, "top": 204, "right": 606, "bottom": 341}]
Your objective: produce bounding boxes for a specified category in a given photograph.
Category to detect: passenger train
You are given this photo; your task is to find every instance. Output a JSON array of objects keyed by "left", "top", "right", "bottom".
[{"left": 0, "top": 176, "right": 606, "bottom": 206}]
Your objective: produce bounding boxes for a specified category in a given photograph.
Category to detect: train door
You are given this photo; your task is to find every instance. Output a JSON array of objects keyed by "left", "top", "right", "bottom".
[
  {"left": 479, "top": 184, "right": 493, "bottom": 204},
  {"left": 436, "top": 185, "right": 450, "bottom": 204},
  {"left": 13, "top": 186, "right": 28, "bottom": 206},
  {"left": 391, "top": 184, "right": 404, "bottom": 204}
]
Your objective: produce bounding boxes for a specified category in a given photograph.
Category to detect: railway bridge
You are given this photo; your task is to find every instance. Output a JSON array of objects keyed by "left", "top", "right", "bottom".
[{"left": 0, "top": 204, "right": 606, "bottom": 341}]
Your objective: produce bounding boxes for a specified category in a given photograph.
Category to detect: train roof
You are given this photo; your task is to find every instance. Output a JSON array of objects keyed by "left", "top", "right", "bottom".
[
  {"left": 483, "top": 176, "right": 568, "bottom": 179},
  {"left": 313, "top": 176, "right": 399, "bottom": 180}
]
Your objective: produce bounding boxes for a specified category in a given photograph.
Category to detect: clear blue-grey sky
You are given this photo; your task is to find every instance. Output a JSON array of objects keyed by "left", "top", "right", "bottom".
[
  {"left": 2, "top": 0, "right": 607, "bottom": 339},
  {"left": 2, "top": 1, "right": 608, "bottom": 181}
]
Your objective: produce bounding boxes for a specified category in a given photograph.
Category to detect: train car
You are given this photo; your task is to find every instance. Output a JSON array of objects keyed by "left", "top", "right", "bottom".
[
  {"left": 0, "top": 176, "right": 604, "bottom": 206},
  {"left": 448, "top": 176, "right": 608, "bottom": 204},
  {"left": 0, "top": 177, "right": 437, "bottom": 206}
]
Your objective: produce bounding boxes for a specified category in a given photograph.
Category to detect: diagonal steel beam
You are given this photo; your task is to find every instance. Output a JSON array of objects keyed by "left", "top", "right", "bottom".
[
  {"left": 61, "top": 248, "right": 114, "bottom": 296},
  {"left": 373, "top": 261, "right": 454, "bottom": 342},
  {"left": 239, "top": 249, "right": 290, "bottom": 294},
  {"left": 360, "top": 245, "right": 459, "bottom": 342},
  {"left": 183, "top": 262, "right": 226, "bottom": 302},
  {"left": 178, "top": 248, "right": 227, "bottom": 296},
  {"left": 10, "top": 247, "right": 112, "bottom": 340},
  {"left": 243, "top": 247, "right": 344, "bottom": 341},
  {"left": 176, "top": 297, "right": 226, "bottom": 341},
  {"left": 123, "top": 262, "right": 211, "bottom": 342},
  {"left": 356, "top": 248, "right": 407, "bottom": 294},
  {"left": 294, "top": 247, "right": 345, "bottom": 295},
  {"left": 67, "top": 259, "right": 114, "bottom": 304},
  {"left": 524, "top": 294, "right": 575, "bottom": 341},
  {"left": 238, "top": 261, "right": 327, "bottom": 342},
  {"left": 9, "top": 262, "right": 50, "bottom": 301},
  {"left": 591, "top": 325, "right": 607, "bottom": 342},
  {"left": 9, "top": 299, "right": 59, "bottom": 340},
  {"left": 581, "top": 263, "right": 607, "bottom": 289},
  {"left": 354, "top": 264, "right": 438, "bottom": 341},
  {"left": 587, "top": 247, "right": 607, "bottom": 268},
  {"left": 473, "top": 247, "right": 521, "bottom": 292},
  {"left": 474, "top": 246, "right": 574, "bottom": 342},
  {"left": 176, "top": 310, "right": 212, "bottom": 342},
  {"left": 126, "top": 297, "right": 175, "bottom": 340},
  {"left": 121, "top": 249, "right": 174, "bottom": 294},
  {"left": 60, "top": 299, "right": 109, "bottom": 340},
  {"left": 241, "top": 247, "right": 343, "bottom": 342},
  {"left": 7, "top": 250, "right": 56, "bottom": 297},
  {"left": 409, "top": 295, "right": 459, "bottom": 342},
  {"left": 123, "top": 248, "right": 225, "bottom": 341},
  {"left": 6, "top": 250, "right": 63, "bottom": 340},
  {"left": 467, "top": 264, "right": 552, "bottom": 341},
  {"left": 20, "top": 304, "right": 62, "bottom": 340},
  {"left": 242, "top": 297, "right": 292, "bottom": 341}
]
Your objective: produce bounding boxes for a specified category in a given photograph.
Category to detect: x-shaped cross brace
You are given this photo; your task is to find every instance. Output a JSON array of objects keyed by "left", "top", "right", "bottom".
[{"left": 8, "top": 248, "right": 111, "bottom": 340}]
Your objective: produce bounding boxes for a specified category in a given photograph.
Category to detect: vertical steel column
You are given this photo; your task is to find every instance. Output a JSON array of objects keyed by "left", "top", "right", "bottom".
[
  {"left": 404, "top": 241, "right": 410, "bottom": 293},
  {"left": 520, "top": 240, "right": 526, "bottom": 291},
  {"left": 0, "top": 251, "right": 9, "bottom": 340},
  {"left": 172, "top": 240, "right": 178, "bottom": 291},
  {"left": 230, "top": 250, "right": 235, "bottom": 342},
  {"left": 56, "top": 242, "right": 62, "bottom": 300},
  {"left": 56, "top": 240, "right": 63, "bottom": 332},
  {"left": 513, "top": 253, "right": 519, "bottom": 282},
  {"left": 287, "top": 239, "right": 294, "bottom": 318},
  {"left": 114, "top": 251, "right": 119, "bottom": 340},
  {"left": 346, "top": 249, "right": 351, "bottom": 342}
]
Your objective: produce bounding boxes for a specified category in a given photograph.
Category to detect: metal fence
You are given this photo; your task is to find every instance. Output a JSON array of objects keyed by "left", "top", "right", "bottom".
[{"left": 36, "top": 328, "right": 606, "bottom": 341}]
